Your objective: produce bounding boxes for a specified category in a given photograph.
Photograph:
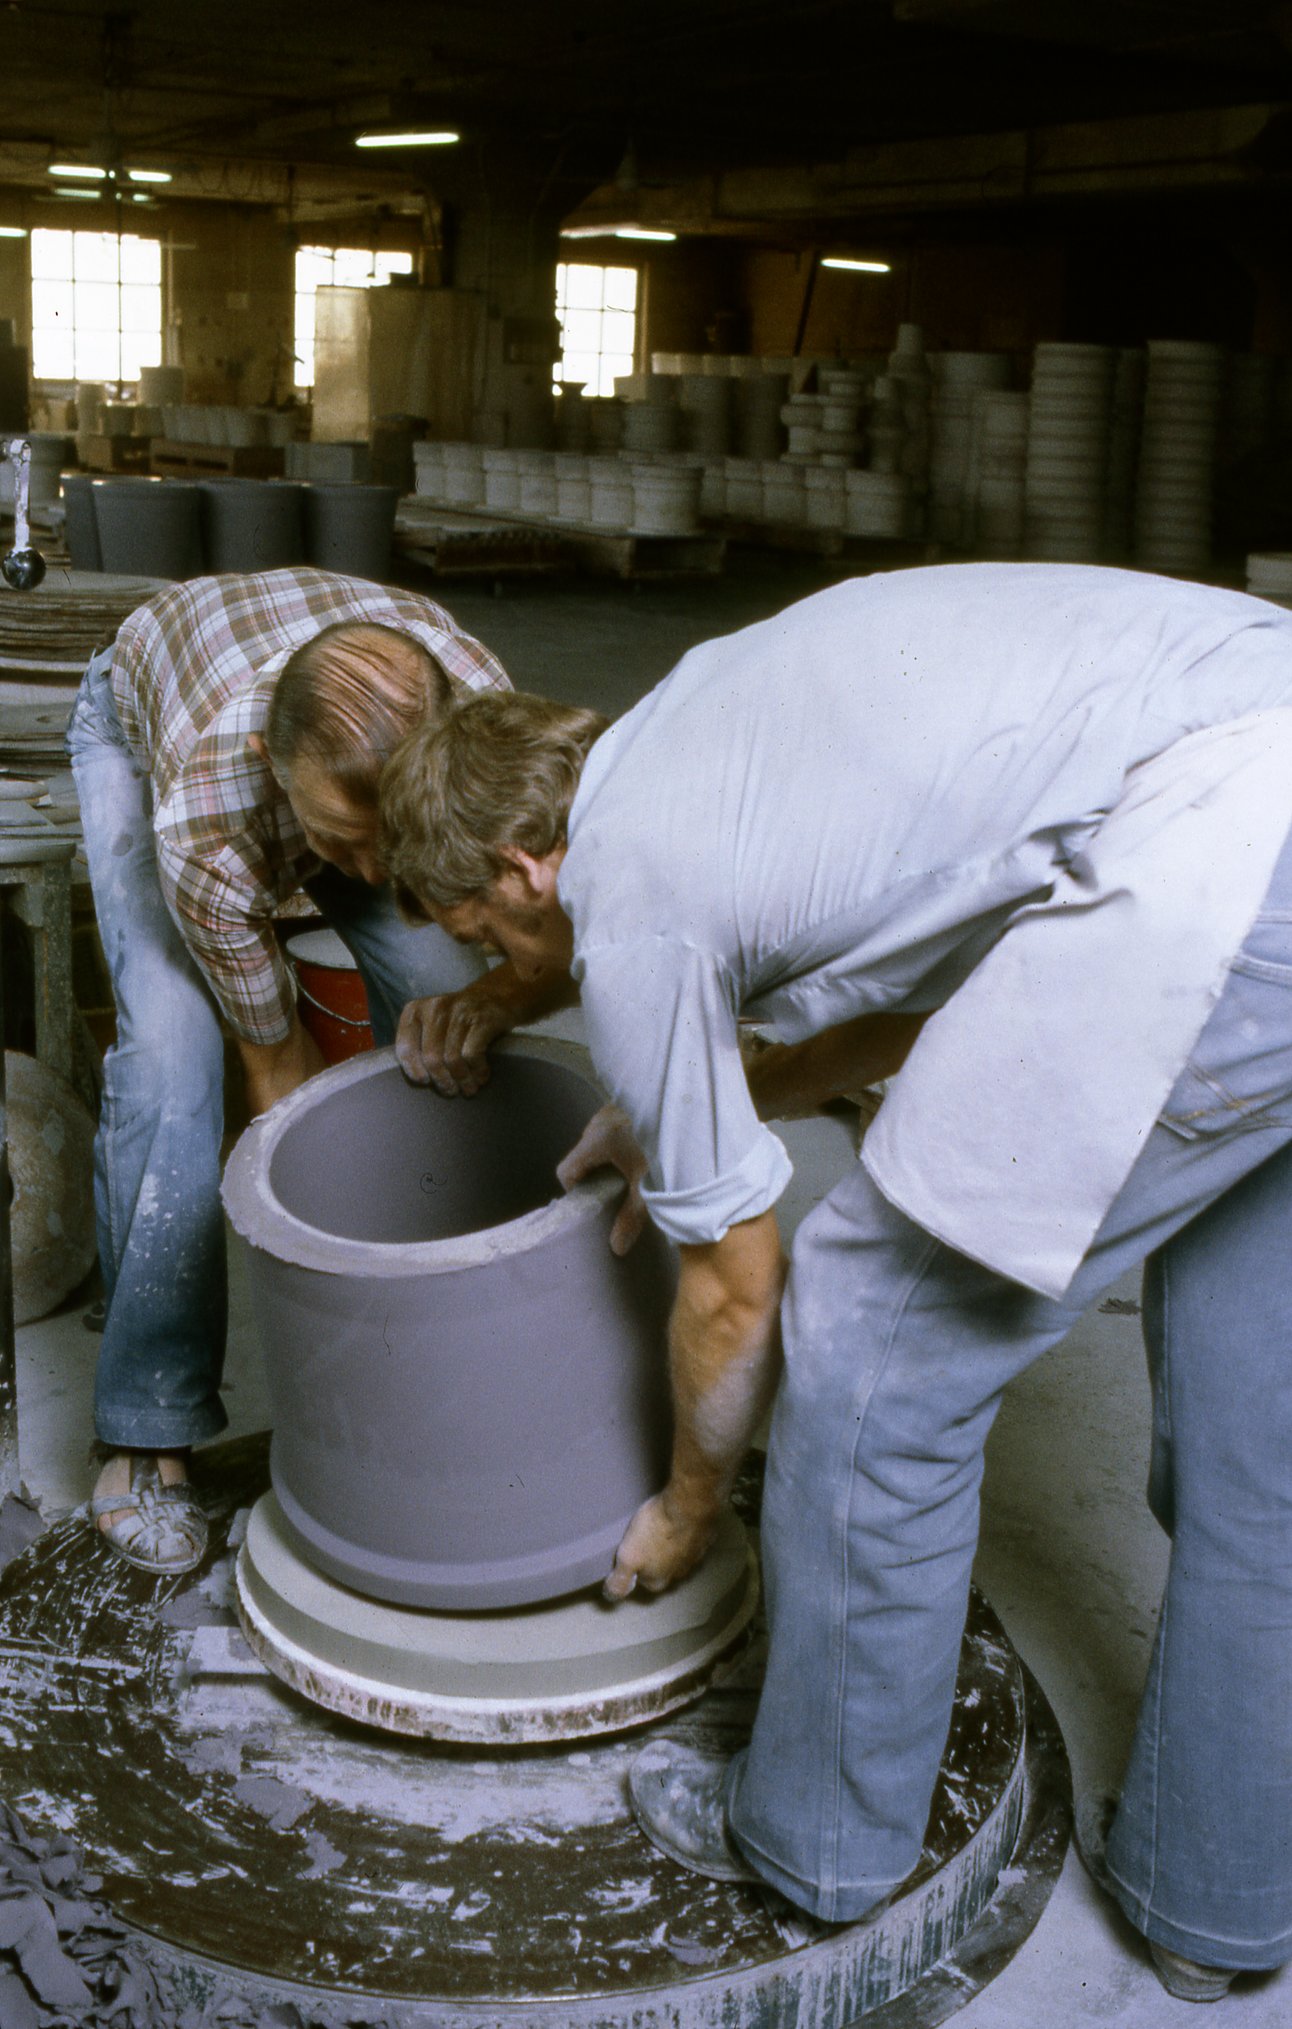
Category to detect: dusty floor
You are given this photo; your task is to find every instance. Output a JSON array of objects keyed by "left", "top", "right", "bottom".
[{"left": 15, "top": 551, "right": 1290, "bottom": 2025}]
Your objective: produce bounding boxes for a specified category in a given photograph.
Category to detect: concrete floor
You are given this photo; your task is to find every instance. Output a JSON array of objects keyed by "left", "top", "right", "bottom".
[{"left": 15, "top": 551, "right": 1289, "bottom": 2026}]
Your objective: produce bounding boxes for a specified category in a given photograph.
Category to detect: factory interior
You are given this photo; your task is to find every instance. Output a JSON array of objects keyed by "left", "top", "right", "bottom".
[{"left": 1, "top": 3, "right": 1292, "bottom": 2024}]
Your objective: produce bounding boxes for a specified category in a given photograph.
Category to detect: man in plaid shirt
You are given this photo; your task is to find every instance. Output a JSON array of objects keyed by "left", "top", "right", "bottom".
[{"left": 67, "top": 568, "right": 558, "bottom": 1575}]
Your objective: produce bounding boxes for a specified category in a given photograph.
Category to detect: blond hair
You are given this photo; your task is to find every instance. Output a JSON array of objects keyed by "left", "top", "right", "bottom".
[
  {"left": 267, "top": 622, "right": 454, "bottom": 808},
  {"left": 379, "top": 691, "right": 607, "bottom": 908}
]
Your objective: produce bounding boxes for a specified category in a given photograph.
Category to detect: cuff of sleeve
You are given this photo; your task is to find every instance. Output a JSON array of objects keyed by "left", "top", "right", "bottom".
[{"left": 640, "top": 1130, "right": 793, "bottom": 1246}]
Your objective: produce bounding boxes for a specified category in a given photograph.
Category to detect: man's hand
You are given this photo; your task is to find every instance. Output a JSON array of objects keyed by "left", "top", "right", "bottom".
[
  {"left": 556, "top": 1103, "right": 649, "bottom": 1254},
  {"left": 603, "top": 1485, "right": 721, "bottom": 1600},
  {"left": 396, "top": 977, "right": 515, "bottom": 1096},
  {"left": 239, "top": 1018, "right": 326, "bottom": 1117},
  {"left": 605, "top": 1209, "right": 786, "bottom": 1602},
  {"left": 396, "top": 962, "right": 577, "bottom": 1096}
]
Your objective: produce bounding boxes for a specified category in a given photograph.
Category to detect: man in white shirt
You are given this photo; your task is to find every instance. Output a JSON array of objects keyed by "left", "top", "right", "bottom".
[{"left": 379, "top": 564, "right": 1292, "bottom": 2001}]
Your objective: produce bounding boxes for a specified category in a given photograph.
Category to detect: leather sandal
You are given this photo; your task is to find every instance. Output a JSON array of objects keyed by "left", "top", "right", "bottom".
[{"left": 90, "top": 1453, "right": 208, "bottom": 1576}]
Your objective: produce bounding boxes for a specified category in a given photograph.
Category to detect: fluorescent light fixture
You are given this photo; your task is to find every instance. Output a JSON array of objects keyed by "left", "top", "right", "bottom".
[
  {"left": 821, "top": 256, "right": 891, "bottom": 273},
  {"left": 127, "top": 168, "right": 172, "bottom": 183},
  {"left": 355, "top": 129, "right": 459, "bottom": 149},
  {"left": 48, "top": 163, "right": 107, "bottom": 180},
  {"left": 560, "top": 223, "right": 678, "bottom": 241},
  {"left": 0, "top": 226, "right": 28, "bottom": 238}
]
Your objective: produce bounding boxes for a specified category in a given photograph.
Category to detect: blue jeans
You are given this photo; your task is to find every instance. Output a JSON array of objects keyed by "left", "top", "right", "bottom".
[
  {"left": 67, "top": 650, "right": 483, "bottom": 1451},
  {"left": 726, "top": 819, "right": 1292, "bottom": 1969}
]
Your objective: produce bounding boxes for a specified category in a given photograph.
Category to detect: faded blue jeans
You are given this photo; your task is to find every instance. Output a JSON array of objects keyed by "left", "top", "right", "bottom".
[
  {"left": 67, "top": 649, "right": 483, "bottom": 1452},
  {"left": 727, "top": 818, "right": 1292, "bottom": 1969}
]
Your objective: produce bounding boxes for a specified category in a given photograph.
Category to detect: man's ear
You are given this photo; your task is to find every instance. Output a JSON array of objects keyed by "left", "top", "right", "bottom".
[
  {"left": 495, "top": 843, "right": 564, "bottom": 900},
  {"left": 247, "top": 732, "right": 270, "bottom": 765}
]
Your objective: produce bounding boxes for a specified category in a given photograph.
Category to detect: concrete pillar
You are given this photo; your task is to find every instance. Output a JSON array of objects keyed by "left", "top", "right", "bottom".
[
  {"left": 446, "top": 189, "right": 562, "bottom": 445},
  {"left": 430, "top": 142, "right": 611, "bottom": 447}
]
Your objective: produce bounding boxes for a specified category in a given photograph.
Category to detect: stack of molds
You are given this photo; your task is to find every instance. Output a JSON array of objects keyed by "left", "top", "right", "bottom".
[
  {"left": 1134, "top": 340, "right": 1224, "bottom": 576},
  {"left": 965, "top": 390, "right": 1029, "bottom": 557},
  {"left": 928, "top": 352, "right": 1011, "bottom": 545},
  {"left": 1025, "top": 342, "right": 1115, "bottom": 563}
]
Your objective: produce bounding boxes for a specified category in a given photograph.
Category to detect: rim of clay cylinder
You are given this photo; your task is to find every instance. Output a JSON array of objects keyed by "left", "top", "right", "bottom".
[{"left": 221, "top": 1035, "right": 621, "bottom": 1277}]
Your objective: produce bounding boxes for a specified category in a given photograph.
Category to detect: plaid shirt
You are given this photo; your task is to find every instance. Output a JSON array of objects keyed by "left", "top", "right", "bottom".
[{"left": 108, "top": 568, "right": 510, "bottom": 1045}]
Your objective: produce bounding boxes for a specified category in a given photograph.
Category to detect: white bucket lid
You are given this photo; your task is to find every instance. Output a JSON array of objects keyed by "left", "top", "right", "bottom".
[{"left": 285, "top": 926, "right": 358, "bottom": 972}]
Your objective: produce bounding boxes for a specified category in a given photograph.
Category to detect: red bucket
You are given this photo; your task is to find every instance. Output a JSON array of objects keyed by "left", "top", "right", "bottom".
[{"left": 286, "top": 927, "right": 373, "bottom": 1064}]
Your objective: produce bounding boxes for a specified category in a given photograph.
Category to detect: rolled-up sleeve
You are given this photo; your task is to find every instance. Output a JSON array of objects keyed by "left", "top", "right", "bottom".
[
  {"left": 156, "top": 837, "right": 298, "bottom": 1044},
  {"left": 577, "top": 936, "right": 792, "bottom": 1245}
]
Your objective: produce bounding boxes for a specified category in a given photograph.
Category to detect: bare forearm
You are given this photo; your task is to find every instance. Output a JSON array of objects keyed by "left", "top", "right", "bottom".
[
  {"left": 669, "top": 1229, "right": 784, "bottom": 1508},
  {"left": 744, "top": 1010, "right": 931, "bottom": 1121},
  {"left": 604, "top": 1211, "right": 784, "bottom": 1598},
  {"left": 238, "top": 1019, "right": 325, "bottom": 1116}
]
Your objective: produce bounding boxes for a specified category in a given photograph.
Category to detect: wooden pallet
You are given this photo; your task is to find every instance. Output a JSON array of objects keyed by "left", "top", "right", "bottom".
[
  {"left": 150, "top": 440, "right": 286, "bottom": 479},
  {"left": 398, "top": 501, "right": 725, "bottom": 580},
  {"left": 562, "top": 527, "right": 727, "bottom": 580},
  {"left": 79, "top": 435, "right": 153, "bottom": 474},
  {"left": 394, "top": 504, "right": 571, "bottom": 577}
]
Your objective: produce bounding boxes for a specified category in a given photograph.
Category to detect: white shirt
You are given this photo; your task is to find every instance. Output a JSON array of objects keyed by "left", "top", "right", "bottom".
[{"left": 558, "top": 564, "right": 1292, "bottom": 1297}]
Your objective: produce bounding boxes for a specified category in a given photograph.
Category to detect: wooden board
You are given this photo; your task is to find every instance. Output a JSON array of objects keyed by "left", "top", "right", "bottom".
[
  {"left": 0, "top": 571, "right": 164, "bottom": 674},
  {"left": 564, "top": 528, "right": 727, "bottom": 580},
  {"left": 150, "top": 440, "right": 286, "bottom": 479},
  {"left": 395, "top": 503, "right": 572, "bottom": 577},
  {"left": 397, "top": 502, "right": 726, "bottom": 581},
  {"left": 78, "top": 435, "right": 152, "bottom": 474}
]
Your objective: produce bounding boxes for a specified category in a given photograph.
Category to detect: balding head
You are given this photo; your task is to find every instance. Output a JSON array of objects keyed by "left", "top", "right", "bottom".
[{"left": 266, "top": 621, "right": 454, "bottom": 810}]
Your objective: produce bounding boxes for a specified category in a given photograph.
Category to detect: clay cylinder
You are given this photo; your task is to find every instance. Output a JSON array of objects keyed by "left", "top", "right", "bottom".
[
  {"left": 61, "top": 473, "right": 102, "bottom": 572},
  {"left": 92, "top": 477, "right": 203, "bottom": 578},
  {"left": 303, "top": 482, "right": 400, "bottom": 579},
  {"left": 199, "top": 478, "right": 307, "bottom": 571},
  {"left": 221, "top": 1038, "right": 675, "bottom": 1610}
]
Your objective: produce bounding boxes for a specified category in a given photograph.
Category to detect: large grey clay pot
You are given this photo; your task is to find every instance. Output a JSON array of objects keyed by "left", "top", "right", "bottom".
[
  {"left": 199, "top": 478, "right": 307, "bottom": 572},
  {"left": 92, "top": 477, "right": 204, "bottom": 579},
  {"left": 302, "top": 481, "right": 400, "bottom": 580},
  {"left": 222, "top": 1038, "right": 676, "bottom": 1611},
  {"left": 61, "top": 473, "right": 102, "bottom": 572}
]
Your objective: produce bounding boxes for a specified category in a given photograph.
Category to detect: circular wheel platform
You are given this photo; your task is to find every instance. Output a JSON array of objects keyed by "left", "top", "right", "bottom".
[
  {"left": 0, "top": 1435, "right": 1071, "bottom": 2027},
  {"left": 238, "top": 1490, "right": 760, "bottom": 1744}
]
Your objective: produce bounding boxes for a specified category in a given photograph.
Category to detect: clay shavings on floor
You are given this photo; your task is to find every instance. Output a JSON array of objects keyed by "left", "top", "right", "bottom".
[{"left": 0, "top": 1801, "right": 387, "bottom": 2028}]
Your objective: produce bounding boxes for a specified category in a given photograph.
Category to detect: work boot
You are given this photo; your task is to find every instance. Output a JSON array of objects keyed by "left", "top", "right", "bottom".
[{"left": 628, "top": 1741, "right": 761, "bottom": 1884}]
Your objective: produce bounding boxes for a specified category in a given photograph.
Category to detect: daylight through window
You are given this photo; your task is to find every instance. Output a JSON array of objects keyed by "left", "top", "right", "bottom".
[
  {"left": 293, "top": 246, "right": 415, "bottom": 387},
  {"left": 555, "top": 263, "right": 638, "bottom": 397},
  {"left": 29, "top": 230, "right": 162, "bottom": 382}
]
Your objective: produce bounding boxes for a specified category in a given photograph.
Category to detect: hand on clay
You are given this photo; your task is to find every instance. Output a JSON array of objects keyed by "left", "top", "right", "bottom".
[
  {"left": 395, "top": 980, "right": 513, "bottom": 1096},
  {"left": 556, "top": 1103, "right": 649, "bottom": 1254},
  {"left": 603, "top": 1486, "right": 719, "bottom": 1601}
]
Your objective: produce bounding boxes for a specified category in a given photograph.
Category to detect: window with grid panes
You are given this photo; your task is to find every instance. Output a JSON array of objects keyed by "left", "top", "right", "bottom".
[
  {"left": 29, "top": 230, "right": 162, "bottom": 383},
  {"left": 555, "top": 263, "right": 638, "bottom": 397}
]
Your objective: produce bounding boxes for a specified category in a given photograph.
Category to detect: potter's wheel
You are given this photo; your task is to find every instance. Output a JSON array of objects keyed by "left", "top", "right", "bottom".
[
  {"left": 235, "top": 1489, "right": 761, "bottom": 1743},
  {"left": 0, "top": 1436, "right": 1070, "bottom": 2028}
]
